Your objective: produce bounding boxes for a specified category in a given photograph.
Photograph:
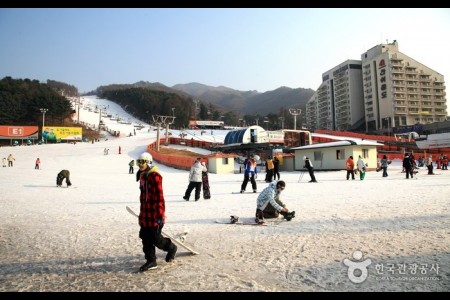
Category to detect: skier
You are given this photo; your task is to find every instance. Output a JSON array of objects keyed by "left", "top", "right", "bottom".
[
  {"left": 183, "top": 157, "right": 206, "bottom": 201},
  {"left": 201, "top": 161, "right": 211, "bottom": 199},
  {"left": 56, "top": 169, "right": 72, "bottom": 187},
  {"left": 119, "top": 146, "right": 121, "bottom": 154},
  {"left": 303, "top": 156, "right": 317, "bottom": 182},
  {"left": 35, "top": 158, "right": 41, "bottom": 170},
  {"left": 135, "top": 152, "right": 177, "bottom": 271},
  {"left": 255, "top": 180, "right": 295, "bottom": 223},
  {"left": 2, "top": 157, "right": 6, "bottom": 167}
]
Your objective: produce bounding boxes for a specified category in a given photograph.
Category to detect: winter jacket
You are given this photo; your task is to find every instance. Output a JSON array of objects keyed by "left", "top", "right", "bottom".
[
  {"left": 266, "top": 159, "right": 274, "bottom": 170},
  {"left": 189, "top": 161, "right": 206, "bottom": 183},
  {"left": 273, "top": 157, "right": 280, "bottom": 170},
  {"left": 137, "top": 165, "right": 165, "bottom": 228},
  {"left": 357, "top": 158, "right": 366, "bottom": 171},
  {"left": 346, "top": 158, "right": 354, "bottom": 170},
  {"left": 381, "top": 158, "right": 388, "bottom": 168},
  {"left": 403, "top": 157, "right": 412, "bottom": 169},
  {"left": 256, "top": 181, "right": 284, "bottom": 212},
  {"left": 304, "top": 158, "right": 313, "bottom": 169},
  {"left": 244, "top": 159, "right": 257, "bottom": 176},
  {"left": 58, "top": 170, "right": 70, "bottom": 178}
]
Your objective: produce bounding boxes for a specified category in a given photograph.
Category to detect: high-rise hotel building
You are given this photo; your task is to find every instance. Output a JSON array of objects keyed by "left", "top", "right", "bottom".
[
  {"left": 306, "top": 41, "right": 447, "bottom": 133},
  {"left": 362, "top": 40, "right": 446, "bottom": 132},
  {"left": 306, "top": 60, "right": 364, "bottom": 131}
]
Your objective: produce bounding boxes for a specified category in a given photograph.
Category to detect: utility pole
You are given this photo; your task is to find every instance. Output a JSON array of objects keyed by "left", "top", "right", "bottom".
[
  {"left": 289, "top": 108, "right": 301, "bottom": 130},
  {"left": 385, "top": 117, "right": 391, "bottom": 136},
  {"left": 152, "top": 115, "right": 176, "bottom": 151}
]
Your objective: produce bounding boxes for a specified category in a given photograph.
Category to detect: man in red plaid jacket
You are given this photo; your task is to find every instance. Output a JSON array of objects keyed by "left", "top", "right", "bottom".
[{"left": 135, "top": 152, "right": 177, "bottom": 272}]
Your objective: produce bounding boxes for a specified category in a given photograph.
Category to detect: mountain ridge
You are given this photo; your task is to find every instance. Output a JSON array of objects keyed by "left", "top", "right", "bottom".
[{"left": 171, "top": 82, "right": 314, "bottom": 115}]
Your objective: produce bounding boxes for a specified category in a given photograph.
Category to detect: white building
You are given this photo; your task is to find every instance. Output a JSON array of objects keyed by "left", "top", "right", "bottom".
[
  {"left": 291, "top": 138, "right": 382, "bottom": 171},
  {"left": 361, "top": 40, "right": 447, "bottom": 132},
  {"left": 307, "top": 41, "right": 447, "bottom": 134}
]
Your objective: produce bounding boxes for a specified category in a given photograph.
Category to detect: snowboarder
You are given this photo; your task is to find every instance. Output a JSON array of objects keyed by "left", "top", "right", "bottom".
[
  {"left": 183, "top": 157, "right": 206, "bottom": 201},
  {"left": 201, "top": 162, "right": 211, "bottom": 199},
  {"left": 135, "top": 152, "right": 177, "bottom": 271},
  {"left": 56, "top": 169, "right": 72, "bottom": 187},
  {"left": 255, "top": 180, "right": 295, "bottom": 223}
]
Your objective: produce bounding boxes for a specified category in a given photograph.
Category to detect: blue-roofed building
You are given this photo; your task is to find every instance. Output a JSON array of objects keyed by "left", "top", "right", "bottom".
[{"left": 224, "top": 126, "right": 268, "bottom": 145}]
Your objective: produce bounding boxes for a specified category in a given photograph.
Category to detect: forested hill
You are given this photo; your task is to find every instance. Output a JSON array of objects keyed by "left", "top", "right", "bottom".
[{"left": 0, "top": 77, "right": 73, "bottom": 126}]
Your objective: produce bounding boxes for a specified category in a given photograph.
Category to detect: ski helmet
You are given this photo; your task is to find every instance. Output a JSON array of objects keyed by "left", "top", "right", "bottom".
[{"left": 138, "top": 152, "right": 153, "bottom": 163}]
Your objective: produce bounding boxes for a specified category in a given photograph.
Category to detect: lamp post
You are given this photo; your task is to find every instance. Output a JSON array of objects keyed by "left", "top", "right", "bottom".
[
  {"left": 289, "top": 108, "right": 301, "bottom": 130},
  {"left": 40, "top": 108, "right": 48, "bottom": 143}
]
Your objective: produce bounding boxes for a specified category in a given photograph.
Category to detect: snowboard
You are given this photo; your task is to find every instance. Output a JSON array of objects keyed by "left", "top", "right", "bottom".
[
  {"left": 215, "top": 215, "right": 267, "bottom": 226},
  {"left": 215, "top": 219, "right": 268, "bottom": 226},
  {"left": 126, "top": 206, "right": 199, "bottom": 255},
  {"left": 202, "top": 172, "right": 211, "bottom": 199}
]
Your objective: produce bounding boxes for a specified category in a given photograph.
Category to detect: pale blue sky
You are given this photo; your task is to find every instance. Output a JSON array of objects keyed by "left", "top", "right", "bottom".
[{"left": 1, "top": 8, "right": 449, "bottom": 93}]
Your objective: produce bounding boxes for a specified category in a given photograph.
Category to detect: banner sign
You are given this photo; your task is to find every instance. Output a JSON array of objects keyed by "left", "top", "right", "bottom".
[
  {"left": 42, "top": 127, "right": 82, "bottom": 141},
  {"left": 0, "top": 126, "right": 39, "bottom": 140}
]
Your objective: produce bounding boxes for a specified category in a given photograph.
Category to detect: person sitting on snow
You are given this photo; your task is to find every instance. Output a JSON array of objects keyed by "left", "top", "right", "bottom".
[{"left": 255, "top": 180, "right": 295, "bottom": 223}]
